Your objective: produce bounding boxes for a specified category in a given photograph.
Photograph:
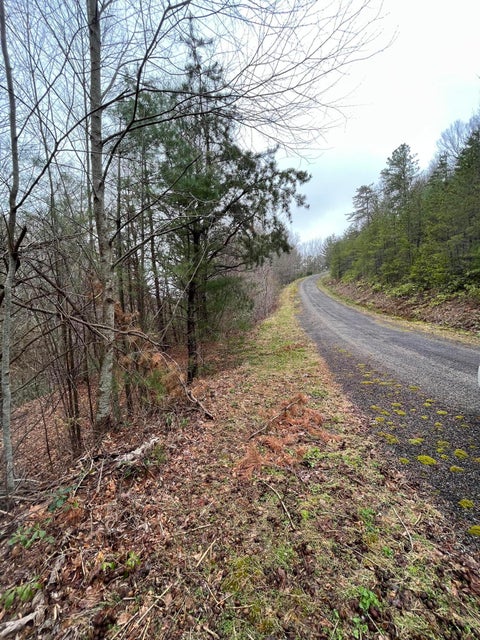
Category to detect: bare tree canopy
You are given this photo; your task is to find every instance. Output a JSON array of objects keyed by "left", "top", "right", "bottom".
[
  {"left": 436, "top": 112, "right": 480, "bottom": 166},
  {"left": 0, "top": 0, "right": 386, "bottom": 487}
]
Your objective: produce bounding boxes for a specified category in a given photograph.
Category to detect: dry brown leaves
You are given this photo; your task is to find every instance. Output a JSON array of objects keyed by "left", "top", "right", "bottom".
[
  {"left": 235, "top": 393, "right": 340, "bottom": 479},
  {"left": 1, "top": 287, "right": 480, "bottom": 640}
]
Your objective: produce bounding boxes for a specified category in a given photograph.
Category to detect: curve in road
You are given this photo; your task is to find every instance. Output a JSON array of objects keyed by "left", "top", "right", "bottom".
[
  {"left": 298, "top": 275, "right": 480, "bottom": 546},
  {"left": 299, "top": 275, "right": 480, "bottom": 415}
]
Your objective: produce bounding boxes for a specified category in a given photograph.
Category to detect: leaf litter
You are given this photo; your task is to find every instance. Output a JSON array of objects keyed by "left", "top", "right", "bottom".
[{"left": 0, "top": 283, "right": 479, "bottom": 639}]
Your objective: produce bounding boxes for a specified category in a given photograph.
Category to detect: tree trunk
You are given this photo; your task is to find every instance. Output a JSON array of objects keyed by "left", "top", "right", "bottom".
[
  {"left": 148, "top": 201, "right": 166, "bottom": 344},
  {"left": 186, "top": 227, "right": 201, "bottom": 383},
  {"left": 64, "top": 325, "right": 82, "bottom": 456},
  {"left": 116, "top": 156, "right": 134, "bottom": 417},
  {"left": 1, "top": 254, "right": 16, "bottom": 492},
  {"left": 0, "top": 0, "right": 22, "bottom": 493},
  {"left": 87, "top": 0, "right": 115, "bottom": 437},
  {"left": 186, "top": 274, "right": 198, "bottom": 383}
]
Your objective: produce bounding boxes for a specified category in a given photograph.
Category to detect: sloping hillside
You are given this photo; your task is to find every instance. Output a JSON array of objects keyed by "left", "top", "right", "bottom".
[
  {"left": 324, "top": 280, "right": 480, "bottom": 336},
  {"left": 1, "top": 284, "right": 479, "bottom": 639}
]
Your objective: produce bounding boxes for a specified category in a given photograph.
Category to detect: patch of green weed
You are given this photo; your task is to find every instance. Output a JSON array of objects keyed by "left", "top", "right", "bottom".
[
  {"left": 47, "top": 486, "right": 74, "bottom": 512},
  {"left": 1, "top": 578, "right": 41, "bottom": 610},
  {"left": 302, "top": 446, "right": 324, "bottom": 468},
  {"left": 378, "top": 432, "right": 398, "bottom": 444},
  {"left": 9, "top": 523, "right": 54, "bottom": 549},
  {"left": 272, "top": 544, "right": 296, "bottom": 568},
  {"left": 356, "top": 585, "right": 381, "bottom": 613}
]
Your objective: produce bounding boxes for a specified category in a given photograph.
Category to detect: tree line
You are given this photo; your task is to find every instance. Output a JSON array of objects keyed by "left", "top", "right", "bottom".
[
  {"left": 325, "top": 111, "right": 480, "bottom": 295},
  {"left": 0, "top": 0, "right": 382, "bottom": 491}
]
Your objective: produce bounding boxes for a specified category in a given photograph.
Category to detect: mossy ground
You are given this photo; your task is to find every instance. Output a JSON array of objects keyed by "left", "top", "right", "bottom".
[{"left": 0, "top": 284, "right": 479, "bottom": 639}]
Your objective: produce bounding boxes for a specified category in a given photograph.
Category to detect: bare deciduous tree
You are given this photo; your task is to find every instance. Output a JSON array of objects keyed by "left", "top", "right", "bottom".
[
  {"left": 0, "top": 0, "right": 25, "bottom": 492},
  {"left": 0, "top": 0, "right": 386, "bottom": 487}
]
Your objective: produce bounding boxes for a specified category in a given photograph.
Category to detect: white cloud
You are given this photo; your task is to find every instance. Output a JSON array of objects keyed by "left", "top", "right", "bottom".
[{"left": 288, "top": 0, "right": 480, "bottom": 242}]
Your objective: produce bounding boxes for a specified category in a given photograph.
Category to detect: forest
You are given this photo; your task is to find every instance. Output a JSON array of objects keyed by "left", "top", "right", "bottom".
[
  {"left": 0, "top": 0, "right": 381, "bottom": 492},
  {"left": 324, "top": 113, "right": 480, "bottom": 295},
  {"left": 2, "top": 4, "right": 480, "bottom": 638}
]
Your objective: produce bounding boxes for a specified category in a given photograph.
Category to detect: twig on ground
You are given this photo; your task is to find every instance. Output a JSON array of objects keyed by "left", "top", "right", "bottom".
[
  {"left": 95, "top": 459, "right": 105, "bottom": 495},
  {"left": 140, "top": 617, "right": 151, "bottom": 640},
  {"left": 259, "top": 480, "right": 296, "bottom": 530},
  {"left": 176, "top": 523, "right": 213, "bottom": 535},
  {"left": 195, "top": 538, "right": 217, "bottom": 568},
  {"left": 110, "top": 584, "right": 172, "bottom": 640},
  {"left": 186, "top": 387, "right": 214, "bottom": 420},
  {"left": 72, "top": 458, "right": 95, "bottom": 499},
  {"left": 329, "top": 617, "right": 340, "bottom": 640},
  {"left": 248, "top": 398, "right": 302, "bottom": 440},
  {"left": 393, "top": 506, "right": 414, "bottom": 551}
]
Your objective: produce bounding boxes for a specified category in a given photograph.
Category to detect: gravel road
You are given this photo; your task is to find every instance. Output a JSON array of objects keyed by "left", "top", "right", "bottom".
[
  {"left": 298, "top": 275, "right": 480, "bottom": 545},
  {"left": 299, "top": 275, "right": 480, "bottom": 415}
]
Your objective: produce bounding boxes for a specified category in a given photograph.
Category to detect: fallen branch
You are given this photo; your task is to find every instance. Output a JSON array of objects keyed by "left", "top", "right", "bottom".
[
  {"left": 0, "top": 613, "right": 37, "bottom": 638},
  {"left": 116, "top": 437, "right": 161, "bottom": 466},
  {"left": 0, "top": 613, "right": 35, "bottom": 639},
  {"left": 186, "top": 387, "right": 214, "bottom": 421},
  {"left": 0, "top": 591, "right": 46, "bottom": 638}
]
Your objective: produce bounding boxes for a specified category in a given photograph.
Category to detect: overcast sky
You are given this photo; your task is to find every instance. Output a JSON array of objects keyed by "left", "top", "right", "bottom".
[{"left": 288, "top": 0, "right": 480, "bottom": 243}]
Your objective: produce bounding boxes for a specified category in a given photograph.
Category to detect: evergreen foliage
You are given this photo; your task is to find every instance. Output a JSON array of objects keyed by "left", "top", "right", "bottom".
[
  {"left": 0, "top": 0, "right": 385, "bottom": 480},
  {"left": 325, "top": 122, "right": 480, "bottom": 296},
  {"left": 116, "top": 35, "right": 310, "bottom": 381}
]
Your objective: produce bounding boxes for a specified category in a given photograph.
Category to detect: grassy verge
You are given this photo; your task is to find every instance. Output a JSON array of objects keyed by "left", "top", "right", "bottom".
[
  {"left": 1, "top": 283, "right": 479, "bottom": 639},
  {"left": 312, "top": 276, "right": 480, "bottom": 536}
]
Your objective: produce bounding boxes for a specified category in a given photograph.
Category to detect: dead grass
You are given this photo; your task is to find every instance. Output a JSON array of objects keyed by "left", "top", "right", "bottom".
[{"left": 0, "top": 283, "right": 479, "bottom": 639}]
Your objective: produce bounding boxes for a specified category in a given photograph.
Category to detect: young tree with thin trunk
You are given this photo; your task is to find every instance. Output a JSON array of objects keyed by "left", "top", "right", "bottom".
[
  {"left": 86, "top": 0, "right": 117, "bottom": 437},
  {"left": 0, "top": 0, "right": 26, "bottom": 492},
  {"left": 0, "top": 0, "right": 386, "bottom": 478}
]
